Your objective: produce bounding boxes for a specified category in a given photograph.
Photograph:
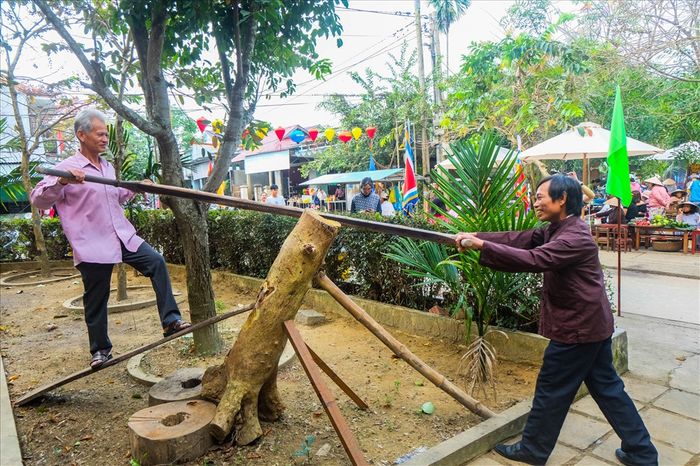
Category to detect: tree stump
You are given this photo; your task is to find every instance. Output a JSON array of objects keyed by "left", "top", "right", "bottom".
[
  {"left": 149, "top": 368, "right": 205, "bottom": 406},
  {"left": 201, "top": 210, "right": 340, "bottom": 444},
  {"left": 128, "top": 400, "right": 216, "bottom": 465}
]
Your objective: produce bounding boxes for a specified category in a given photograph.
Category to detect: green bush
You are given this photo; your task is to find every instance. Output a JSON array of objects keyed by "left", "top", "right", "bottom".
[{"left": 0, "top": 209, "right": 543, "bottom": 332}]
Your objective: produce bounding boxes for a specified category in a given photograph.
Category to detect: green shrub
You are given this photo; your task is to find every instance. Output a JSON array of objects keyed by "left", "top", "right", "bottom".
[{"left": 1, "top": 208, "right": 543, "bottom": 332}]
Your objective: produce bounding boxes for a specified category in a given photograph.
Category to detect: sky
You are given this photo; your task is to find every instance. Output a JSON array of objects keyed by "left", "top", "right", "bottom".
[{"left": 7, "top": 0, "right": 570, "bottom": 129}]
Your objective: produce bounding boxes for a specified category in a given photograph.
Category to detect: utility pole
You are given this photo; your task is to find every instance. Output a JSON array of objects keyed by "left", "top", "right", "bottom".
[
  {"left": 414, "top": 0, "right": 430, "bottom": 179},
  {"left": 429, "top": 14, "right": 445, "bottom": 163}
]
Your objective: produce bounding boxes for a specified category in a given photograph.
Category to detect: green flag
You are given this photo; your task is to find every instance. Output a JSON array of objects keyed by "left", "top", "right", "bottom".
[{"left": 606, "top": 85, "right": 632, "bottom": 207}]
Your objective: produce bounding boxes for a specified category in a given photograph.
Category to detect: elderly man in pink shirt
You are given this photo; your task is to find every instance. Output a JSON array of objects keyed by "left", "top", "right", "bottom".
[{"left": 31, "top": 109, "right": 190, "bottom": 369}]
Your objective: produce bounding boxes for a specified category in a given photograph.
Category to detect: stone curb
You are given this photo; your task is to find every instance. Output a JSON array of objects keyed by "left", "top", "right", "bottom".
[
  {"left": 404, "top": 399, "right": 532, "bottom": 466},
  {"left": 62, "top": 286, "right": 185, "bottom": 314},
  {"left": 0, "top": 355, "right": 23, "bottom": 466},
  {"left": 0, "top": 268, "right": 80, "bottom": 286},
  {"left": 127, "top": 339, "right": 298, "bottom": 387}
]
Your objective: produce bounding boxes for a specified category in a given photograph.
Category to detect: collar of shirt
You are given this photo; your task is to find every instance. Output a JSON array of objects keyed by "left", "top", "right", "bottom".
[{"left": 75, "top": 151, "right": 104, "bottom": 171}]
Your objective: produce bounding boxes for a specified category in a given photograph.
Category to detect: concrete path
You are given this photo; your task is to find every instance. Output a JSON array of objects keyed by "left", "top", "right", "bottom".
[
  {"left": 466, "top": 310, "right": 700, "bottom": 466},
  {"left": 599, "top": 249, "right": 700, "bottom": 280}
]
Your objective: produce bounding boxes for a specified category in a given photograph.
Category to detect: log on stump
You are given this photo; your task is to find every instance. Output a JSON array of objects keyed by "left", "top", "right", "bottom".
[
  {"left": 128, "top": 400, "right": 216, "bottom": 465},
  {"left": 201, "top": 210, "right": 340, "bottom": 444},
  {"left": 149, "top": 368, "right": 205, "bottom": 406}
]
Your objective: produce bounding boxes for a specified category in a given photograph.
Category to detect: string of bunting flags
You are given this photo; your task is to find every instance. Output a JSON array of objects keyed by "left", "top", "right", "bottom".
[{"left": 196, "top": 116, "right": 378, "bottom": 148}]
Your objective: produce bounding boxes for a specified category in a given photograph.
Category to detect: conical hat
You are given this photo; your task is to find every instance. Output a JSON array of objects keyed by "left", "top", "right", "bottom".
[
  {"left": 644, "top": 176, "right": 664, "bottom": 186},
  {"left": 663, "top": 178, "right": 676, "bottom": 186}
]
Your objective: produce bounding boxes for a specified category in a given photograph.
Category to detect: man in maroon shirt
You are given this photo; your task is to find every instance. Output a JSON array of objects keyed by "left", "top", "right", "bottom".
[{"left": 456, "top": 175, "right": 657, "bottom": 466}]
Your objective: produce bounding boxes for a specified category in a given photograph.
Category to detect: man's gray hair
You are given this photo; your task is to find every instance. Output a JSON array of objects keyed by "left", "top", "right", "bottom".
[{"left": 74, "top": 109, "right": 107, "bottom": 134}]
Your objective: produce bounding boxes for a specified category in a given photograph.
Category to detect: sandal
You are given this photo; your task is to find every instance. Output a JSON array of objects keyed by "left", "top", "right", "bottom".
[
  {"left": 90, "top": 350, "right": 113, "bottom": 369},
  {"left": 163, "top": 319, "right": 192, "bottom": 337}
]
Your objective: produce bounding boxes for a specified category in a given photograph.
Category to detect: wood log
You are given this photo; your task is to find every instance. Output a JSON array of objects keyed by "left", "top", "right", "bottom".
[
  {"left": 148, "top": 368, "right": 205, "bottom": 406},
  {"left": 128, "top": 400, "right": 216, "bottom": 465},
  {"left": 201, "top": 210, "right": 340, "bottom": 444},
  {"left": 315, "top": 272, "right": 496, "bottom": 419}
]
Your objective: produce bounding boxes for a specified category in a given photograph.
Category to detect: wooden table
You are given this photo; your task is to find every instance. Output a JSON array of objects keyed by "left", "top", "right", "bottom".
[{"left": 629, "top": 225, "right": 691, "bottom": 254}]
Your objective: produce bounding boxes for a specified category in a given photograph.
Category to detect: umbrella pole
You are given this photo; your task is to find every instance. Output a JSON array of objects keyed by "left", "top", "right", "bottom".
[
  {"left": 582, "top": 154, "right": 589, "bottom": 186},
  {"left": 617, "top": 196, "right": 622, "bottom": 317}
]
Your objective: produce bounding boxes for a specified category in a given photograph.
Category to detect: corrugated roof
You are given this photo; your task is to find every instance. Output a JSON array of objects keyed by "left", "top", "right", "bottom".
[{"left": 300, "top": 168, "right": 401, "bottom": 186}]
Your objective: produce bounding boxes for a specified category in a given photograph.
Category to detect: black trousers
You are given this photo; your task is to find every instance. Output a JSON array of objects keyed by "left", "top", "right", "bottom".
[
  {"left": 521, "top": 337, "right": 658, "bottom": 465},
  {"left": 76, "top": 242, "right": 182, "bottom": 354}
]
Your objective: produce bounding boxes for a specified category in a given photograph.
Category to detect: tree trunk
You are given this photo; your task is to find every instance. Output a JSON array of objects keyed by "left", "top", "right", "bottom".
[
  {"left": 172, "top": 199, "right": 222, "bottom": 354},
  {"left": 21, "top": 152, "right": 50, "bottom": 277},
  {"left": 201, "top": 210, "right": 340, "bottom": 444}
]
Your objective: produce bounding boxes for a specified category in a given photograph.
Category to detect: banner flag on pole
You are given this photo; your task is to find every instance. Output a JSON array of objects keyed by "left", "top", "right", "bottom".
[
  {"left": 606, "top": 85, "right": 632, "bottom": 207},
  {"left": 402, "top": 125, "right": 418, "bottom": 215}
]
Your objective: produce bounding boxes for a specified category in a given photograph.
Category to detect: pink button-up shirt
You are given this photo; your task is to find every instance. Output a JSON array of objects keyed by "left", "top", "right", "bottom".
[{"left": 30, "top": 152, "right": 144, "bottom": 265}]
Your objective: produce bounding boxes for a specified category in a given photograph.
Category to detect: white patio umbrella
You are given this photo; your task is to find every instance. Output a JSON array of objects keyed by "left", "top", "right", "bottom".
[{"left": 519, "top": 122, "right": 663, "bottom": 185}]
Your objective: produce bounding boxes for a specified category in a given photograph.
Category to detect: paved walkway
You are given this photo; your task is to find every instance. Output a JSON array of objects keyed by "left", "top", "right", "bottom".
[
  {"left": 598, "top": 249, "right": 700, "bottom": 280},
  {"left": 466, "top": 309, "right": 700, "bottom": 465}
]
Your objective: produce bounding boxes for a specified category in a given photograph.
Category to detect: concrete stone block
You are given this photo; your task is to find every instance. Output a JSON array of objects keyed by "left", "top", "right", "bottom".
[
  {"left": 295, "top": 309, "right": 326, "bottom": 326},
  {"left": 621, "top": 376, "right": 668, "bottom": 403},
  {"left": 639, "top": 407, "right": 700, "bottom": 454},
  {"left": 558, "top": 412, "right": 612, "bottom": 449},
  {"left": 572, "top": 456, "right": 612, "bottom": 466},
  {"left": 653, "top": 389, "right": 700, "bottom": 420},
  {"left": 670, "top": 353, "right": 700, "bottom": 395},
  {"left": 593, "top": 432, "right": 693, "bottom": 466},
  {"left": 547, "top": 443, "right": 578, "bottom": 464},
  {"left": 464, "top": 453, "right": 504, "bottom": 465}
]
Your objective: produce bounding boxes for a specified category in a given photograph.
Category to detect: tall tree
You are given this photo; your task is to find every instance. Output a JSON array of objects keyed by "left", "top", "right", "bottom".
[
  {"left": 1, "top": 1, "right": 83, "bottom": 277},
  {"left": 34, "top": 0, "right": 345, "bottom": 354},
  {"left": 429, "top": 0, "right": 471, "bottom": 75}
]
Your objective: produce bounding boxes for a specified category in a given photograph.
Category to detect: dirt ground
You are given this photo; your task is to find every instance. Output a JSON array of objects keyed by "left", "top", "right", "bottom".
[{"left": 0, "top": 266, "right": 539, "bottom": 466}]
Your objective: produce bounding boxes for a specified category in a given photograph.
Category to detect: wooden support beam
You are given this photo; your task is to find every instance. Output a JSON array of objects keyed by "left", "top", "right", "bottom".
[
  {"left": 283, "top": 320, "right": 369, "bottom": 466},
  {"left": 315, "top": 272, "right": 496, "bottom": 419},
  {"left": 307, "top": 345, "right": 369, "bottom": 411},
  {"left": 14, "top": 303, "right": 255, "bottom": 406}
]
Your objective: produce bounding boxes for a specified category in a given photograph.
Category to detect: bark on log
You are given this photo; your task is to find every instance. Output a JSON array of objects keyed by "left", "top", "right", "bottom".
[{"left": 201, "top": 210, "right": 340, "bottom": 444}]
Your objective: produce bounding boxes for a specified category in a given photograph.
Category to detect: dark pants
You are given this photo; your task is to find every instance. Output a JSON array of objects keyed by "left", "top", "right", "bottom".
[
  {"left": 520, "top": 338, "right": 658, "bottom": 465},
  {"left": 76, "top": 242, "right": 182, "bottom": 354}
]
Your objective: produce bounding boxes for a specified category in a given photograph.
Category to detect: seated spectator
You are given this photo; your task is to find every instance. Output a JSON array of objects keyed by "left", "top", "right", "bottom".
[
  {"left": 676, "top": 202, "right": 700, "bottom": 228},
  {"left": 667, "top": 189, "right": 687, "bottom": 216},
  {"left": 596, "top": 197, "right": 625, "bottom": 224},
  {"left": 644, "top": 176, "right": 670, "bottom": 217}
]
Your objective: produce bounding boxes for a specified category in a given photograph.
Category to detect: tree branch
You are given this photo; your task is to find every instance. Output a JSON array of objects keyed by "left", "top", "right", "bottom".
[{"left": 33, "top": 0, "right": 163, "bottom": 136}]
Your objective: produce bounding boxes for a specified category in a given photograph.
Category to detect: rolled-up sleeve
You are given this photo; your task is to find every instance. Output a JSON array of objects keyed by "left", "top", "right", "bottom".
[{"left": 30, "top": 176, "right": 65, "bottom": 210}]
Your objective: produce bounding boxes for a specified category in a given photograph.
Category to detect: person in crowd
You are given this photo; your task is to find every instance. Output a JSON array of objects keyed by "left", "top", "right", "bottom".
[
  {"left": 596, "top": 197, "right": 626, "bottom": 224},
  {"left": 334, "top": 185, "right": 345, "bottom": 200},
  {"left": 455, "top": 174, "right": 658, "bottom": 466},
  {"left": 350, "top": 177, "right": 381, "bottom": 214},
  {"left": 428, "top": 198, "right": 451, "bottom": 224},
  {"left": 265, "top": 184, "right": 285, "bottom": 206},
  {"left": 676, "top": 201, "right": 700, "bottom": 228},
  {"left": 688, "top": 174, "right": 700, "bottom": 203},
  {"left": 380, "top": 192, "right": 396, "bottom": 217},
  {"left": 626, "top": 191, "right": 646, "bottom": 221},
  {"left": 645, "top": 176, "right": 670, "bottom": 217},
  {"left": 315, "top": 186, "right": 327, "bottom": 210},
  {"left": 630, "top": 175, "right": 641, "bottom": 193},
  {"left": 260, "top": 191, "right": 268, "bottom": 203},
  {"left": 667, "top": 189, "right": 687, "bottom": 216},
  {"left": 30, "top": 109, "right": 190, "bottom": 369}
]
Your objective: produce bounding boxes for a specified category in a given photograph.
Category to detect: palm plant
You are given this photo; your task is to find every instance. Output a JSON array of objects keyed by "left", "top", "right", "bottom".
[
  {"left": 430, "top": 0, "right": 471, "bottom": 75},
  {"left": 386, "top": 132, "right": 538, "bottom": 396}
]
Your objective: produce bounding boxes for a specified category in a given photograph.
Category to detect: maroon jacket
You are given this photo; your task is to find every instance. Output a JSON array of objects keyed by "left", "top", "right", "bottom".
[{"left": 477, "top": 216, "right": 613, "bottom": 344}]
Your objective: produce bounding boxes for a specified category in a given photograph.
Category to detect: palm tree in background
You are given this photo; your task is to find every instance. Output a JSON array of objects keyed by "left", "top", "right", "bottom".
[{"left": 430, "top": 0, "right": 471, "bottom": 75}]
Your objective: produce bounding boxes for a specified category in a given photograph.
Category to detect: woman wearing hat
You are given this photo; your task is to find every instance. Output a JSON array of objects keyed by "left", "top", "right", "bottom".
[
  {"left": 676, "top": 201, "right": 700, "bottom": 228},
  {"left": 644, "top": 176, "right": 670, "bottom": 217},
  {"left": 667, "top": 189, "right": 688, "bottom": 216}
]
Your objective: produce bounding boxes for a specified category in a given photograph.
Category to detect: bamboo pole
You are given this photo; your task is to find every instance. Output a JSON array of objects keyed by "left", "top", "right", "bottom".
[
  {"left": 37, "top": 167, "right": 456, "bottom": 246},
  {"left": 315, "top": 273, "right": 496, "bottom": 419},
  {"left": 15, "top": 303, "right": 255, "bottom": 406}
]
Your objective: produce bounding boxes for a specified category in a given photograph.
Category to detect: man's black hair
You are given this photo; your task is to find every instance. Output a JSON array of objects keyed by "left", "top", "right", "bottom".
[
  {"left": 270, "top": 184, "right": 278, "bottom": 190},
  {"left": 537, "top": 174, "right": 583, "bottom": 217},
  {"left": 361, "top": 177, "right": 373, "bottom": 187}
]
